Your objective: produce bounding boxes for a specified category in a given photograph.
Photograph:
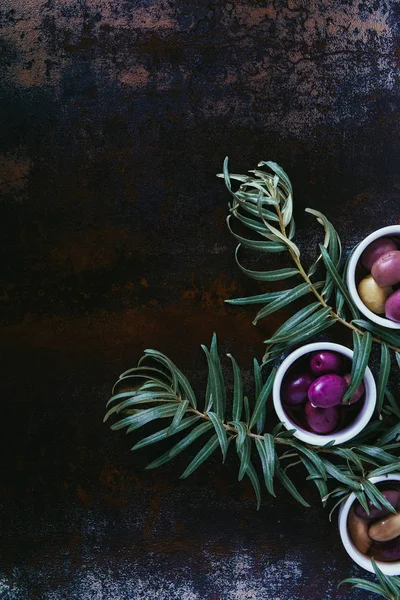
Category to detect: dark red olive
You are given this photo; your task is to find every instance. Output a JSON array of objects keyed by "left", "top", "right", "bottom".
[
  {"left": 309, "top": 351, "right": 342, "bottom": 375},
  {"left": 281, "top": 372, "right": 314, "bottom": 406},
  {"left": 385, "top": 289, "right": 400, "bottom": 322},
  {"left": 342, "top": 373, "right": 365, "bottom": 405},
  {"left": 304, "top": 402, "right": 339, "bottom": 434},
  {"left": 370, "top": 536, "right": 400, "bottom": 562},
  {"left": 360, "top": 237, "right": 398, "bottom": 271},
  {"left": 354, "top": 489, "right": 400, "bottom": 521},
  {"left": 308, "top": 374, "right": 347, "bottom": 408}
]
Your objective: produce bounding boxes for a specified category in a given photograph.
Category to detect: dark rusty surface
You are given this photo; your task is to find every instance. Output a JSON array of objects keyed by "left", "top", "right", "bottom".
[{"left": 1, "top": 1, "right": 400, "bottom": 598}]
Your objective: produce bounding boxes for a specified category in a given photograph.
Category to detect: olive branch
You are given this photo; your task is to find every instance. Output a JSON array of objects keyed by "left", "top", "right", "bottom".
[
  {"left": 218, "top": 158, "right": 400, "bottom": 416},
  {"left": 105, "top": 159, "right": 400, "bottom": 598},
  {"left": 104, "top": 333, "right": 400, "bottom": 514},
  {"left": 340, "top": 558, "right": 400, "bottom": 598}
]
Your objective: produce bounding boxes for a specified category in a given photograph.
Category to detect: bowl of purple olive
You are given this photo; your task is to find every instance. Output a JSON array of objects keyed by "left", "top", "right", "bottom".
[
  {"left": 272, "top": 342, "right": 376, "bottom": 446},
  {"left": 339, "top": 474, "right": 400, "bottom": 575},
  {"left": 347, "top": 225, "right": 400, "bottom": 329}
]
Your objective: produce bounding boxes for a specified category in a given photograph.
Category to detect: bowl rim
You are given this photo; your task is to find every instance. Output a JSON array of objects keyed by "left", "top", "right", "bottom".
[
  {"left": 272, "top": 342, "right": 376, "bottom": 447},
  {"left": 346, "top": 225, "right": 400, "bottom": 329},
  {"left": 338, "top": 474, "right": 400, "bottom": 575}
]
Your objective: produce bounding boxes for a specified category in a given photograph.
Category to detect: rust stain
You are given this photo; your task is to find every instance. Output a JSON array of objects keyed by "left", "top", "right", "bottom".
[
  {"left": 119, "top": 67, "right": 150, "bottom": 86},
  {"left": 76, "top": 486, "right": 93, "bottom": 508},
  {"left": 0, "top": 154, "right": 30, "bottom": 193}
]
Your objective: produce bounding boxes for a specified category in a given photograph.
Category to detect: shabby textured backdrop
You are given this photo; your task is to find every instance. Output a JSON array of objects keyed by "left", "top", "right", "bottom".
[{"left": 1, "top": 0, "right": 400, "bottom": 598}]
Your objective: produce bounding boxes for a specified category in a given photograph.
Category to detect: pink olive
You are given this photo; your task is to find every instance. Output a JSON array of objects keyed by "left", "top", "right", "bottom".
[
  {"left": 354, "top": 489, "right": 400, "bottom": 521},
  {"left": 371, "top": 250, "right": 400, "bottom": 287},
  {"left": 370, "top": 536, "right": 400, "bottom": 562},
  {"left": 386, "top": 289, "right": 400, "bottom": 322},
  {"left": 309, "top": 351, "right": 342, "bottom": 375},
  {"left": 360, "top": 237, "right": 398, "bottom": 271},
  {"left": 308, "top": 374, "right": 347, "bottom": 408},
  {"left": 281, "top": 372, "right": 314, "bottom": 406},
  {"left": 342, "top": 373, "right": 365, "bottom": 404},
  {"left": 304, "top": 402, "right": 339, "bottom": 434}
]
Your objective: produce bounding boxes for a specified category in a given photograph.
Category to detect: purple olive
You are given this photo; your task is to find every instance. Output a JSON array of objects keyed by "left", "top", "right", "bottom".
[
  {"left": 386, "top": 289, "right": 400, "bottom": 322},
  {"left": 281, "top": 372, "right": 314, "bottom": 406},
  {"left": 354, "top": 489, "right": 400, "bottom": 521},
  {"left": 308, "top": 374, "right": 347, "bottom": 408},
  {"left": 370, "top": 536, "right": 400, "bottom": 562},
  {"left": 309, "top": 351, "right": 342, "bottom": 375},
  {"left": 304, "top": 402, "right": 339, "bottom": 434},
  {"left": 360, "top": 237, "right": 398, "bottom": 271},
  {"left": 342, "top": 373, "right": 365, "bottom": 405},
  {"left": 371, "top": 250, "right": 400, "bottom": 287}
]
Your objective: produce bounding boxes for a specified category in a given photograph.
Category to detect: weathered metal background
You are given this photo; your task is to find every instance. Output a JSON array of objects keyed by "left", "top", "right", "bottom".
[{"left": 1, "top": 1, "right": 400, "bottom": 598}]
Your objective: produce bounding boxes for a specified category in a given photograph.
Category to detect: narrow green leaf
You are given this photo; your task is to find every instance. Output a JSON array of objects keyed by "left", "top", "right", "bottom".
[
  {"left": 250, "top": 368, "right": 276, "bottom": 429},
  {"left": 264, "top": 434, "right": 276, "bottom": 495},
  {"left": 112, "top": 369, "right": 173, "bottom": 396},
  {"left": 207, "top": 411, "right": 229, "bottom": 460},
  {"left": 132, "top": 415, "right": 200, "bottom": 450},
  {"left": 227, "top": 353, "right": 243, "bottom": 422},
  {"left": 342, "top": 330, "right": 372, "bottom": 403},
  {"left": 238, "top": 436, "right": 251, "bottom": 481},
  {"left": 378, "top": 423, "right": 400, "bottom": 446},
  {"left": 339, "top": 578, "right": 390, "bottom": 596},
  {"left": 357, "top": 445, "right": 398, "bottom": 465},
  {"left": 352, "top": 319, "right": 400, "bottom": 347},
  {"left": 180, "top": 434, "right": 219, "bottom": 479},
  {"left": 231, "top": 203, "right": 279, "bottom": 232},
  {"left": 259, "top": 161, "right": 293, "bottom": 195},
  {"left": 244, "top": 396, "right": 250, "bottom": 424},
  {"left": 235, "top": 245, "right": 298, "bottom": 281},
  {"left": 253, "top": 358, "right": 263, "bottom": 401},
  {"left": 256, "top": 196, "right": 299, "bottom": 257},
  {"left": 104, "top": 391, "right": 178, "bottom": 422},
  {"left": 168, "top": 399, "right": 190, "bottom": 433},
  {"left": 265, "top": 306, "right": 333, "bottom": 344},
  {"left": 252, "top": 283, "right": 312, "bottom": 324},
  {"left": 368, "top": 462, "right": 400, "bottom": 478},
  {"left": 227, "top": 216, "right": 286, "bottom": 253},
  {"left": 146, "top": 422, "right": 214, "bottom": 470},
  {"left": 285, "top": 439, "right": 327, "bottom": 480},
  {"left": 331, "top": 448, "right": 364, "bottom": 472},
  {"left": 253, "top": 359, "right": 266, "bottom": 434},
  {"left": 210, "top": 333, "right": 226, "bottom": 414},
  {"left": 385, "top": 389, "right": 400, "bottom": 419},
  {"left": 255, "top": 438, "right": 275, "bottom": 496},
  {"left": 264, "top": 302, "right": 321, "bottom": 341},
  {"left": 143, "top": 350, "right": 197, "bottom": 408},
  {"left": 363, "top": 480, "right": 397, "bottom": 515},
  {"left": 276, "top": 429, "right": 297, "bottom": 439},
  {"left": 319, "top": 245, "right": 359, "bottom": 319},
  {"left": 225, "top": 290, "right": 287, "bottom": 306},
  {"left": 354, "top": 490, "right": 370, "bottom": 516},
  {"left": 244, "top": 460, "right": 262, "bottom": 510},
  {"left": 168, "top": 422, "right": 214, "bottom": 458},
  {"left": 377, "top": 343, "right": 391, "bottom": 416},
  {"left": 323, "top": 461, "right": 361, "bottom": 490},
  {"left": 111, "top": 403, "right": 177, "bottom": 432},
  {"left": 301, "top": 457, "right": 328, "bottom": 500},
  {"left": 202, "top": 345, "right": 223, "bottom": 418},
  {"left": 230, "top": 421, "right": 247, "bottom": 449},
  {"left": 371, "top": 557, "right": 400, "bottom": 597},
  {"left": 276, "top": 468, "right": 310, "bottom": 507}
]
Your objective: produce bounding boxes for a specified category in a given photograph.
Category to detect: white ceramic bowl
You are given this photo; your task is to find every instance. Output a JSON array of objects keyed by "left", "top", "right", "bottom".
[
  {"left": 346, "top": 225, "right": 400, "bottom": 330},
  {"left": 272, "top": 342, "right": 376, "bottom": 447},
  {"left": 338, "top": 474, "right": 400, "bottom": 575}
]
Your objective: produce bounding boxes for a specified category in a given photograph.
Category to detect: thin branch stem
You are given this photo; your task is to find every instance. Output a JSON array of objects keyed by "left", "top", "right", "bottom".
[{"left": 275, "top": 206, "right": 400, "bottom": 353}]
